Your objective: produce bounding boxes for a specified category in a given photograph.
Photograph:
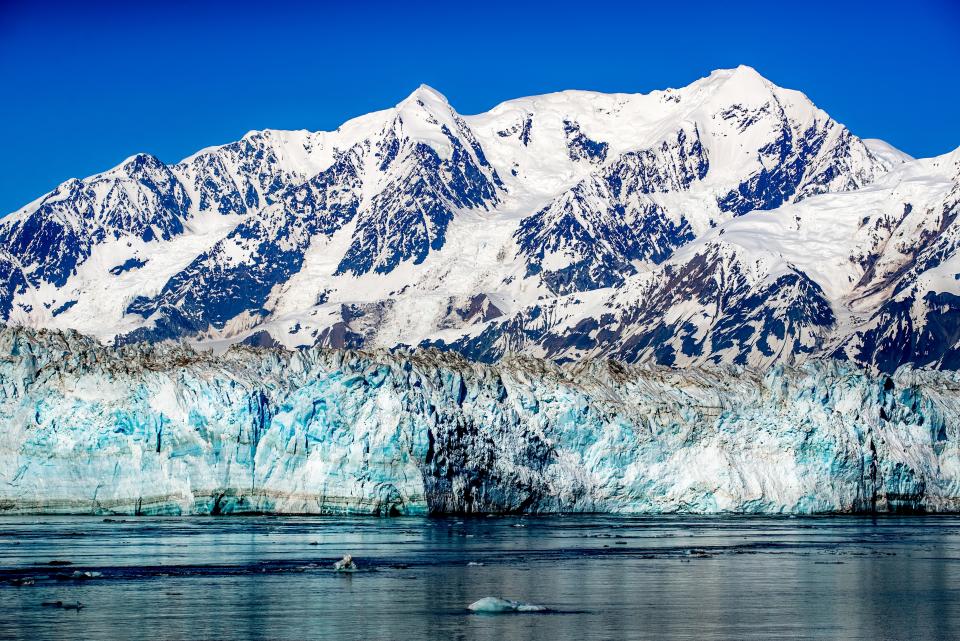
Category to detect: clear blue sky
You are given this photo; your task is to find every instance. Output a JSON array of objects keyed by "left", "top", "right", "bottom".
[{"left": 1, "top": 0, "right": 958, "bottom": 214}]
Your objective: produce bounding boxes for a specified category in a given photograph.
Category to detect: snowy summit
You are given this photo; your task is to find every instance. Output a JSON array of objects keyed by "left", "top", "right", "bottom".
[{"left": 0, "top": 66, "right": 958, "bottom": 373}]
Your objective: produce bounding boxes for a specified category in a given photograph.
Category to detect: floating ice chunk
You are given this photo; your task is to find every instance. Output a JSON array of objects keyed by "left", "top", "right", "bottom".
[
  {"left": 333, "top": 554, "right": 356, "bottom": 572},
  {"left": 70, "top": 570, "right": 103, "bottom": 579},
  {"left": 468, "top": 597, "right": 547, "bottom": 613}
]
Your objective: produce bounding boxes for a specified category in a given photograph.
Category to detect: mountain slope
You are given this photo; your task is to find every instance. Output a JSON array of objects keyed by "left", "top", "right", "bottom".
[
  {"left": 2, "top": 66, "right": 952, "bottom": 374},
  {"left": 426, "top": 148, "right": 960, "bottom": 372}
]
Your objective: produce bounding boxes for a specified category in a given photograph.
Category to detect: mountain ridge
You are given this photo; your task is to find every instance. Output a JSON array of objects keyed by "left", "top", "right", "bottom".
[{"left": 1, "top": 66, "right": 957, "bottom": 373}]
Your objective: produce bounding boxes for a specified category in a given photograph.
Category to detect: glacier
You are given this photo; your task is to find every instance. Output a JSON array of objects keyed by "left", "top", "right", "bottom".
[{"left": 1, "top": 326, "right": 958, "bottom": 515}]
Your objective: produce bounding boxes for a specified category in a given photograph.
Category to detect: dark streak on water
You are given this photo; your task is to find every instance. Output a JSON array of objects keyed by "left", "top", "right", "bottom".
[{"left": 1, "top": 515, "right": 960, "bottom": 640}]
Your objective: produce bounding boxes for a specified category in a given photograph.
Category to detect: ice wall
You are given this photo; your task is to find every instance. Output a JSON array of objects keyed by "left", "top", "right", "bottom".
[{"left": 0, "top": 327, "right": 958, "bottom": 515}]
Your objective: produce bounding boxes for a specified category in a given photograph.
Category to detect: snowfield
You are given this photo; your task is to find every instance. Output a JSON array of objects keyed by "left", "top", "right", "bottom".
[{"left": 1, "top": 66, "right": 955, "bottom": 373}]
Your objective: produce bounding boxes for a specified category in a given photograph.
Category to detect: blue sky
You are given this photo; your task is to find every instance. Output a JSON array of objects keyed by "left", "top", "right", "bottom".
[{"left": 1, "top": 0, "right": 958, "bottom": 215}]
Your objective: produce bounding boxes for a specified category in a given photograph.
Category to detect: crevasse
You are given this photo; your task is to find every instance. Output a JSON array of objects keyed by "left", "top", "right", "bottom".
[{"left": 1, "top": 327, "right": 958, "bottom": 515}]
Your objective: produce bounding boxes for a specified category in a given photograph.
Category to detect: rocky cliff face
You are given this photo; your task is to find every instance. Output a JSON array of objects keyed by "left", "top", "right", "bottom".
[{"left": 2, "top": 327, "right": 957, "bottom": 515}]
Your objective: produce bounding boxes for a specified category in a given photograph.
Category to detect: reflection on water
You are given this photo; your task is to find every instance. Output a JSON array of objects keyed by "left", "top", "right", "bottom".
[{"left": 1, "top": 515, "right": 959, "bottom": 640}]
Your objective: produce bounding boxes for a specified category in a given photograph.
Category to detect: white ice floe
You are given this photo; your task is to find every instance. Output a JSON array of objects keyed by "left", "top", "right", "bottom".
[{"left": 468, "top": 597, "right": 547, "bottom": 613}]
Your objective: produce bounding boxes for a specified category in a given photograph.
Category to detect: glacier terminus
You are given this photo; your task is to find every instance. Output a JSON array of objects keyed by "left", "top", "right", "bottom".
[{"left": 1, "top": 327, "right": 958, "bottom": 515}]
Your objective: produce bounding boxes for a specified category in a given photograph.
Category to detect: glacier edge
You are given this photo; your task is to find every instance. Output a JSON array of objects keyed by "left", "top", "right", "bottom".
[{"left": 1, "top": 327, "right": 959, "bottom": 515}]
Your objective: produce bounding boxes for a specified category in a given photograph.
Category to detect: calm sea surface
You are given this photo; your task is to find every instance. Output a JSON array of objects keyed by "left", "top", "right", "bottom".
[{"left": 1, "top": 515, "right": 959, "bottom": 640}]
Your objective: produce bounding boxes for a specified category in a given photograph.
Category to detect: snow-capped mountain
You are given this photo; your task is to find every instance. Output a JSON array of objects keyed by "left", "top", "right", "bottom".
[{"left": 2, "top": 66, "right": 956, "bottom": 373}]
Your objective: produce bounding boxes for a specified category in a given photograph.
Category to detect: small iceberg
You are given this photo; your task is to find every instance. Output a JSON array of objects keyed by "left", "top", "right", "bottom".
[
  {"left": 68, "top": 570, "right": 102, "bottom": 580},
  {"left": 333, "top": 554, "right": 357, "bottom": 572},
  {"left": 468, "top": 597, "right": 547, "bottom": 613}
]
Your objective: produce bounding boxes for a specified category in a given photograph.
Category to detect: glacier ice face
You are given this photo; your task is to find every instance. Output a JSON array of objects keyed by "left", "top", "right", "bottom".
[{"left": 1, "top": 327, "right": 959, "bottom": 515}]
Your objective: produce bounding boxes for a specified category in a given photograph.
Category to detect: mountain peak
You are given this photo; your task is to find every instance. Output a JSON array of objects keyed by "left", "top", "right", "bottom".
[
  {"left": 730, "top": 63, "right": 763, "bottom": 77},
  {"left": 390, "top": 84, "right": 464, "bottom": 153},
  {"left": 704, "top": 64, "right": 774, "bottom": 101},
  {"left": 1, "top": 69, "right": 950, "bottom": 377},
  {"left": 706, "top": 65, "right": 767, "bottom": 82},
  {"left": 397, "top": 84, "right": 450, "bottom": 109},
  {"left": 117, "top": 152, "right": 167, "bottom": 176}
]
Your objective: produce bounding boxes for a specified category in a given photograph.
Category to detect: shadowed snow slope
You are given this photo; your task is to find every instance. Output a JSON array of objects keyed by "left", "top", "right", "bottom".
[
  {"left": 2, "top": 327, "right": 959, "bottom": 515},
  {"left": 5, "top": 67, "right": 954, "bottom": 373}
]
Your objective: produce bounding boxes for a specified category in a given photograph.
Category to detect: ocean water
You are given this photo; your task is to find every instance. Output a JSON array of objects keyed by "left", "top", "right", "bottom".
[{"left": 1, "top": 515, "right": 959, "bottom": 640}]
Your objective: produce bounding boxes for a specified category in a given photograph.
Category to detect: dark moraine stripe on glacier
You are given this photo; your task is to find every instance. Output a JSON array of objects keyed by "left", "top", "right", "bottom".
[{"left": 412, "top": 365, "right": 558, "bottom": 514}]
